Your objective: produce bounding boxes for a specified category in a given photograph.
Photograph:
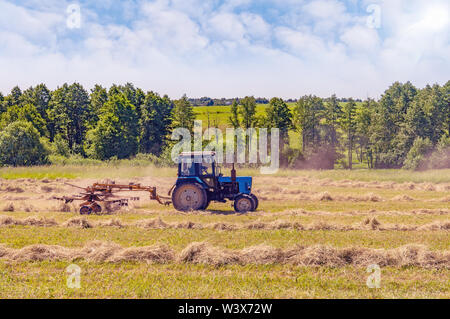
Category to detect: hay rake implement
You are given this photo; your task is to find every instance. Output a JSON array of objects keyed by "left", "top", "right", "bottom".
[
  {"left": 54, "top": 182, "right": 171, "bottom": 215},
  {"left": 54, "top": 152, "right": 258, "bottom": 214}
]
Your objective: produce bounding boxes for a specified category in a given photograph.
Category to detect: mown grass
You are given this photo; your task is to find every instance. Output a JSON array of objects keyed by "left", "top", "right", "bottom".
[
  {"left": 0, "top": 226, "right": 448, "bottom": 250},
  {"left": 2, "top": 210, "right": 449, "bottom": 226},
  {"left": 137, "top": 199, "right": 448, "bottom": 214},
  {"left": 0, "top": 262, "right": 448, "bottom": 298},
  {"left": 0, "top": 169, "right": 448, "bottom": 299},
  {"left": 2, "top": 165, "right": 450, "bottom": 183}
]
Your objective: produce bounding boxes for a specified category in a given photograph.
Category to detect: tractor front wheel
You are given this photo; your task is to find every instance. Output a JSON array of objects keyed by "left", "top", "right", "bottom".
[
  {"left": 234, "top": 194, "right": 255, "bottom": 213},
  {"left": 172, "top": 183, "right": 207, "bottom": 211}
]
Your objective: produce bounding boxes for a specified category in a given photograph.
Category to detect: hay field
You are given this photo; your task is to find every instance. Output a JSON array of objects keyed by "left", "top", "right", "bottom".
[{"left": 0, "top": 167, "right": 449, "bottom": 298}]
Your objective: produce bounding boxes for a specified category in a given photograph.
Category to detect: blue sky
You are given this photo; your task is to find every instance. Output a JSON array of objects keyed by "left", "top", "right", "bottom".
[{"left": 0, "top": 0, "right": 448, "bottom": 98}]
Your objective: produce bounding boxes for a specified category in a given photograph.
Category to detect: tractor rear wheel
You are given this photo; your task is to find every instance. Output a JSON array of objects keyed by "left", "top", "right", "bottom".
[
  {"left": 172, "top": 183, "right": 207, "bottom": 211},
  {"left": 234, "top": 194, "right": 255, "bottom": 213}
]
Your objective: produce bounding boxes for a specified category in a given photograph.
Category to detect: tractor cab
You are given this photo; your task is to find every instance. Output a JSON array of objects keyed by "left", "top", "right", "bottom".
[
  {"left": 172, "top": 151, "right": 258, "bottom": 212},
  {"left": 178, "top": 151, "right": 219, "bottom": 189}
]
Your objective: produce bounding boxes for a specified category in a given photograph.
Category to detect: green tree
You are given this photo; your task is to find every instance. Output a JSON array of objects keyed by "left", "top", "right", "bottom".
[
  {"left": 443, "top": 81, "right": 450, "bottom": 135},
  {"left": 85, "top": 94, "right": 139, "bottom": 160},
  {"left": 370, "top": 82, "right": 418, "bottom": 168},
  {"left": 0, "top": 104, "right": 47, "bottom": 137},
  {"left": 396, "top": 84, "right": 446, "bottom": 167},
  {"left": 48, "top": 83, "right": 91, "bottom": 151},
  {"left": 139, "top": 92, "right": 173, "bottom": 155},
  {"left": 0, "top": 121, "right": 48, "bottom": 166},
  {"left": 323, "top": 94, "right": 342, "bottom": 164},
  {"left": 172, "top": 95, "right": 195, "bottom": 132},
  {"left": 89, "top": 84, "right": 108, "bottom": 127},
  {"left": 240, "top": 96, "right": 257, "bottom": 130},
  {"left": 265, "top": 97, "right": 292, "bottom": 142},
  {"left": 339, "top": 98, "right": 357, "bottom": 169},
  {"left": 293, "top": 95, "right": 324, "bottom": 154},
  {"left": 108, "top": 83, "right": 145, "bottom": 118},
  {"left": 0, "top": 92, "right": 4, "bottom": 116},
  {"left": 2, "top": 86, "right": 23, "bottom": 115},
  {"left": 228, "top": 99, "right": 240, "bottom": 129},
  {"left": 4, "top": 86, "right": 23, "bottom": 108},
  {"left": 403, "top": 137, "right": 433, "bottom": 170},
  {"left": 21, "top": 84, "right": 51, "bottom": 123},
  {"left": 356, "top": 99, "right": 376, "bottom": 168}
]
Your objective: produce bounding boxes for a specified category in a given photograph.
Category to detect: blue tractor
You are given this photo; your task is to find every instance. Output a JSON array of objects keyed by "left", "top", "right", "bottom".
[{"left": 171, "top": 151, "right": 259, "bottom": 213}]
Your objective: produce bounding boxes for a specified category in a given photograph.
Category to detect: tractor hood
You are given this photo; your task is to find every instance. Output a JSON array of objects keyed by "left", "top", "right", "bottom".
[{"left": 218, "top": 176, "right": 252, "bottom": 194}]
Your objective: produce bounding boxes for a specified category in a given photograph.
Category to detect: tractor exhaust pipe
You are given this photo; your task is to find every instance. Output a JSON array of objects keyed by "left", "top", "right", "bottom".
[{"left": 231, "top": 163, "right": 237, "bottom": 193}]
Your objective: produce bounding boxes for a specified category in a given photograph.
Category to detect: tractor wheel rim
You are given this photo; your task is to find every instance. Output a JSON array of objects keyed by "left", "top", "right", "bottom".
[
  {"left": 179, "top": 188, "right": 202, "bottom": 209},
  {"left": 237, "top": 198, "right": 252, "bottom": 211}
]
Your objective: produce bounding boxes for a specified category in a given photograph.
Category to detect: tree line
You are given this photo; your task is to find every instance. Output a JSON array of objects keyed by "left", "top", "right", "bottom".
[{"left": 0, "top": 81, "right": 448, "bottom": 170}]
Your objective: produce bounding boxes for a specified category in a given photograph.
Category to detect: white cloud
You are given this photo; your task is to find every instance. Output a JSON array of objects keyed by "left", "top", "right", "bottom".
[
  {"left": 303, "top": 0, "right": 346, "bottom": 19},
  {"left": 0, "top": 0, "right": 448, "bottom": 99},
  {"left": 340, "top": 25, "right": 380, "bottom": 52}
]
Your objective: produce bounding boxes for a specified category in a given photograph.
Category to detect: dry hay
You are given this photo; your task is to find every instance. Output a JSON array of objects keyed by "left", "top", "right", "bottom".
[
  {"left": 437, "top": 196, "right": 450, "bottom": 203},
  {"left": 0, "top": 215, "right": 57, "bottom": 227},
  {"left": 391, "top": 194, "right": 415, "bottom": 201},
  {"left": 422, "top": 183, "right": 436, "bottom": 191},
  {"left": 40, "top": 186, "right": 54, "bottom": 193},
  {"left": 266, "top": 191, "right": 385, "bottom": 202},
  {"left": 240, "top": 245, "right": 285, "bottom": 264},
  {"left": 63, "top": 217, "right": 93, "bottom": 229},
  {"left": 103, "top": 202, "right": 123, "bottom": 213},
  {"left": 3, "top": 215, "right": 447, "bottom": 232},
  {"left": 259, "top": 176, "right": 450, "bottom": 192},
  {"left": 23, "top": 204, "right": 38, "bottom": 213},
  {"left": 255, "top": 208, "right": 450, "bottom": 217},
  {"left": 78, "top": 241, "right": 174, "bottom": 263},
  {"left": 0, "top": 244, "right": 73, "bottom": 262},
  {"left": 314, "top": 192, "right": 333, "bottom": 201},
  {"left": 4, "top": 186, "right": 24, "bottom": 193},
  {"left": 2, "top": 202, "right": 14, "bottom": 212},
  {"left": 211, "top": 222, "right": 237, "bottom": 231},
  {"left": 0, "top": 241, "right": 173, "bottom": 263},
  {"left": 57, "top": 202, "right": 73, "bottom": 213},
  {"left": 1, "top": 241, "right": 447, "bottom": 268},
  {"left": 362, "top": 193, "right": 383, "bottom": 202},
  {"left": 97, "top": 218, "right": 125, "bottom": 228},
  {"left": 362, "top": 217, "right": 381, "bottom": 230},
  {"left": 178, "top": 242, "right": 240, "bottom": 266},
  {"left": 416, "top": 221, "right": 450, "bottom": 231},
  {"left": 135, "top": 217, "right": 170, "bottom": 229}
]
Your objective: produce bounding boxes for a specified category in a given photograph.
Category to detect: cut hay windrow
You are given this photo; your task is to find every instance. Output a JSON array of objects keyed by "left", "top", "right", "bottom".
[
  {"left": 257, "top": 191, "right": 386, "bottom": 202},
  {"left": 257, "top": 177, "right": 450, "bottom": 192},
  {"left": 0, "top": 215, "right": 57, "bottom": 227},
  {"left": 0, "top": 216, "right": 448, "bottom": 232},
  {"left": 255, "top": 208, "right": 450, "bottom": 217},
  {"left": 0, "top": 241, "right": 448, "bottom": 268},
  {"left": 256, "top": 191, "right": 449, "bottom": 202}
]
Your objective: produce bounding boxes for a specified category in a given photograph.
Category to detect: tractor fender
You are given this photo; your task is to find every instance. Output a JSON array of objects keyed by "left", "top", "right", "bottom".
[{"left": 175, "top": 177, "right": 208, "bottom": 189}]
